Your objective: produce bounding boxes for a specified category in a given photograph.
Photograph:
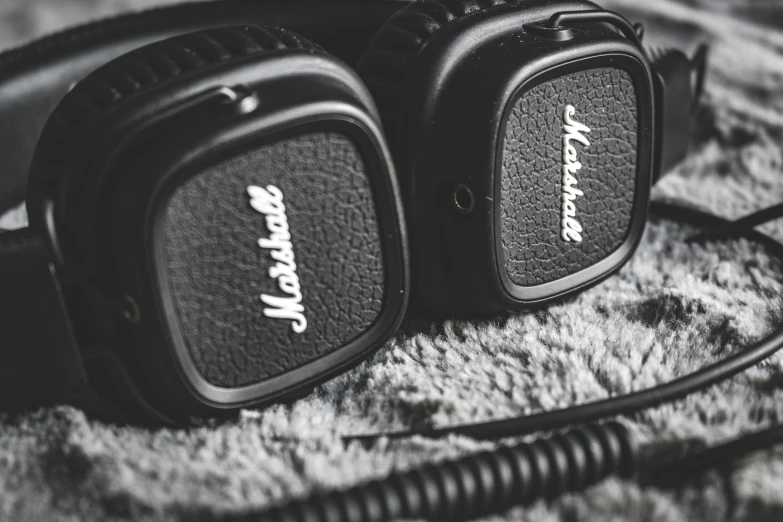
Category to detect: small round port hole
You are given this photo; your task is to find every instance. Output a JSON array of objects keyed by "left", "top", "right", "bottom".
[{"left": 453, "top": 184, "right": 476, "bottom": 215}]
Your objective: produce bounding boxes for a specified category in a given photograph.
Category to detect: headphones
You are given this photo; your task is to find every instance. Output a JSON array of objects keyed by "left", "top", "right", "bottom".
[
  {"left": 0, "top": 0, "right": 713, "bottom": 451},
  {"left": 10, "top": 1, "right": 783, "bottom": 521},
  {"left": 0, "top": 0, "right": 706, "bottom": 424}
]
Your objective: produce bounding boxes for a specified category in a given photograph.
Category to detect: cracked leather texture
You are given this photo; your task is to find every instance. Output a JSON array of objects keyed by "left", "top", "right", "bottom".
[
  {"left": 500, "top": 68, "right": 638, "bottom": 288},
  {"left": 161, "top": 132, "right": 385, "bottom": 388}
]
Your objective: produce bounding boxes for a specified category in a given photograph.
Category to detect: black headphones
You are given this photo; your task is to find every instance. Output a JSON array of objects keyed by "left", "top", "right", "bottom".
[
  {"left": 18, "top": 4, "right": 783, "bottom": 520},
  {"left": 0, "top": 0, "right": 705, "bottom": 424},
  {"left": 2, "top": 0, "right": 414, "bottom": 422},
  {"left": 7, "top": 1, "right": 783, "bottom": 521}
]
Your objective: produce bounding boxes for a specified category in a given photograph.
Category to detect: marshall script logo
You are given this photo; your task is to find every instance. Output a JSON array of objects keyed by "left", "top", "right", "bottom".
[
  {"left": 247, "top": 185, "right": 307, "bottom": 334},
  {"left": 561, "top": 105, "right": 591, "bottom": 243}
]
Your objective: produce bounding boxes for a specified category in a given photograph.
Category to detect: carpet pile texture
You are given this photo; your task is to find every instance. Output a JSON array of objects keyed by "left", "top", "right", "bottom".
[{"left": 1, "top": 1, "right": 783, "bottom": 521}]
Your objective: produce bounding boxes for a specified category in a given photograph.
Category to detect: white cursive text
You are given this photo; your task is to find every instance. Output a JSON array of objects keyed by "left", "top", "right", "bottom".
[
  {"left": 247, "top": 185, "right": 307, "bottom": 333},
  {"left": 561, "top": 105, "right": 591, "bottom": 243}
]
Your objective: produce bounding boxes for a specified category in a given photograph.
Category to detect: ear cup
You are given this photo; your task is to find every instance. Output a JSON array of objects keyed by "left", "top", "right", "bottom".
[
  {"left": 26, "top": 23, "right": 409, "bottom": 416},
  {"left": 359, "top": 0, "right": 653, "bottom": 316}
]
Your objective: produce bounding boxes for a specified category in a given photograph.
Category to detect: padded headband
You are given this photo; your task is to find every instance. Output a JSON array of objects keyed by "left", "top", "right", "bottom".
[{"left": 0, "top": 0, "right": 409, "bottom": 215}]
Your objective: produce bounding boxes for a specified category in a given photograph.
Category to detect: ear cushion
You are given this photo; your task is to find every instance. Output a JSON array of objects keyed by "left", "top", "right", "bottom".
[
  {"left": 357, "top": 0, "right": 512, "bottom": 116},
  {"left": 31, "top": 25, "right": 322, "bottom": 189}
]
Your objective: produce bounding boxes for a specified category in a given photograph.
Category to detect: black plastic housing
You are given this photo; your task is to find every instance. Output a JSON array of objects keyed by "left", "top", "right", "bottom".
[
  {"left": 650, "top": 48, "right": 694, "bottom": 181},
  {"left": 365, "top": 1, "right": 655, "bottom": 317},
  {"left": 28, "top": 39, "right": 408, "bottom": 420}
]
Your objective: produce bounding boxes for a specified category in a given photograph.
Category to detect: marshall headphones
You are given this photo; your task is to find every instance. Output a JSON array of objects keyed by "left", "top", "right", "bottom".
[{"left": 3, "top": 1, "right": 783, "bottom": 520}]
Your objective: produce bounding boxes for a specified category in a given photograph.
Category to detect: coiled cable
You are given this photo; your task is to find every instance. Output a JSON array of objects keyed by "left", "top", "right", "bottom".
[
  {"left": 227, "top": 202, "right": 783, "bottom": 522},
  {"left": 247, "top": 422, "right": 636, "bottom": 522}
]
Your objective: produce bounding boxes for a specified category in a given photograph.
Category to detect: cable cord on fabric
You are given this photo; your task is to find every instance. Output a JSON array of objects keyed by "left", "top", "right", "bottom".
[
  {"left": 347, "top": 200, "right": 783, "bottom": 444},
  {"left": 642, "top": 423, "right": 783, "bottom": 487},
  {"left": 236, "top": 201, "right": 783, "bottom": 522}
]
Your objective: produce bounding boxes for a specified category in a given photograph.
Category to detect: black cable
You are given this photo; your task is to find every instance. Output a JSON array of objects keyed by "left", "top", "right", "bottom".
[
  {"left": 688, "top": 202, "right": 783, "bottom": 243},
  {"left": 235, "top": 203, "right": 783, "bottom": 522},
  {"left": 252, "top": 424, "right": 783, "bottom": 522},
  {"left": 643, "top": 423, "right": 783, "bottom": 486},
  {"left": 244, "top": 422, "right": 637, "bottom": 522},
  {"left": 346, "top": 201, "right": 783, "bottom": 443}
]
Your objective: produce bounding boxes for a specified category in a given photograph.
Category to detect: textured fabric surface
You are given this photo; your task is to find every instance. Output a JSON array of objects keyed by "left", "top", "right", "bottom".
[{"left": 2, "top": 1, "right": 783, "bottom": 521}]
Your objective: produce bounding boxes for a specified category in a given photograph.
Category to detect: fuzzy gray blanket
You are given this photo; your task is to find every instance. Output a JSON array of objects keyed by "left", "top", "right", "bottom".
[{"left": 2, "top": 1, "right": 783, "bottom": 521}]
